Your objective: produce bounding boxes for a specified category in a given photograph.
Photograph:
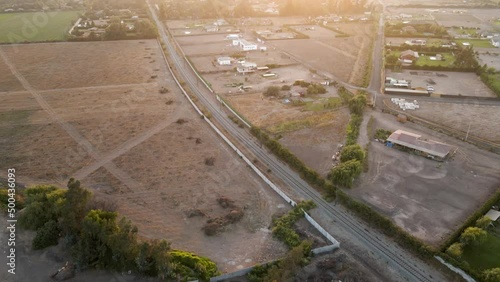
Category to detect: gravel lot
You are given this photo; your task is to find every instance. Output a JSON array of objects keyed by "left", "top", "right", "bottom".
[{"left": 386, "top": 69, "right": 496, "bottom": 97}]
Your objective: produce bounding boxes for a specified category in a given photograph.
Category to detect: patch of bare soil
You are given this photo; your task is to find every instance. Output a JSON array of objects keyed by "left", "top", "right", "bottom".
[{"left": 279, "top": 108, "right": 350, "bottom": 177}]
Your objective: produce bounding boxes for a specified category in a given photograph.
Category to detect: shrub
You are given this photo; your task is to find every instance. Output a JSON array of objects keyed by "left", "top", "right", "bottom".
[
  {"left": 475, "top": 216, "right": 492, "bottom": 229},
  {"left": 32, "top": 220, "right": 60, "bottom": 250},
  {"left": 339, "top": 144, "right": 365, "bottom": 163},
  {"left": 328, "top": 160, "right": 362, "bottom": 188},
  {"left": 445, "top": 242, "right": 463, "bottom": 258},
  {"left": 271, "top": 201, "right": 316, "bottom": 249},
  {"left": 281, "top": 85, "right": 291, "bottom": 91},
  {"left": 460, "top": 227, "right": 487, "bottom": 246},
  {"left": 374, "top": 128, "right": 392, "bottom": 140},
  {"left": 264, "top": 86, "right": 281, "bottom": 97},
  {"left": 169, "top": 250, "right": 218, "bottom": 282}
]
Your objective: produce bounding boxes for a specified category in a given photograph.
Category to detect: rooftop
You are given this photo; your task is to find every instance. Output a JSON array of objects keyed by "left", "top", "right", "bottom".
[
  {"left": 387, "top": 130, "right": 453, "bottom": 158},
  {"left": 486, "top": 209, "right": 500, "bottom": 222}
]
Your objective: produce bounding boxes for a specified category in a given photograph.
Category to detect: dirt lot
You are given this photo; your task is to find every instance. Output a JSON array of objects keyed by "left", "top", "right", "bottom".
[
  {"left": 386, "top": 69, "right": 496, "bottom": 97},
  {"left": 203, "top": 64, "right": 329, "bottom": 94},
  {"left": 292, "top": 25, "right": 340, "bottom": 40},
  {"left": 224, "top": 91, "right": 349, "bottom": 176},
  {"left": 0, "top": 40, "right": 288, "bottom": 273},
  {"left": 349, "top": 110, "right": 500, "bottom": 247},
  {"left": 477, "top": 51, "right": 500, "bottom": 71},
  {"left": 270, "top": 22, "right": 375, "bottom": 85},
  {"left": 388, "top": 100, "right": 500, "bottom": 144},
  {"left": 188, "top": 50, "right": 297, "bottom": 74}
]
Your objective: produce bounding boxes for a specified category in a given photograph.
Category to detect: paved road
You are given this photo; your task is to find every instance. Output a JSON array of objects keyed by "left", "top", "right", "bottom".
[{"left": 147, "top": 1, "right": 450, "bottom": 281}]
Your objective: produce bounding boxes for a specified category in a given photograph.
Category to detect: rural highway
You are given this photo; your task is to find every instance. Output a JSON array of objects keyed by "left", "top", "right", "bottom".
[{"left": 146, "top": 1, "right": 449, "bottom": 281}]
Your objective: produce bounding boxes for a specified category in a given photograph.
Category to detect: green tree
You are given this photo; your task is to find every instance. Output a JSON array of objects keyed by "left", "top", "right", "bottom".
[
  {"left": 453, "top": 46, "right": 479, "bottom": 69},
  {"left": 340, "top": 144, "right": 365, "bottom": 163},
  {"left": 386, "top": 54, "right": 399, "bottom": 65},
  {"left": 483, "top": 268, "right": 500, "bottom": 282},
  {"left": 445, "top": 242, "right": 463, "bottom": 258},
  {"left": 135, "top": 240, "right": 171, "bottom": 277},
  {"left": 348, "top": 93, "right": 367, "bottom": 115},
  {"left": 264, "top": 86, "right": 281, "bottom": 97},
  {"left": 19, "top": 185, "right": 66, "bottom": 230},
  {"left": 328, "top": 159, "right": 362, "bottom": 188},
  {"left": 32, "top": 220, "right": 60, "bottom": 250},
  {"left": 61, "top": 178, "right": 91, "bottom": 238},
  {"left": 475, "top": 216, "right": 492, "bottom": 229},
  {"left": 262, "top": 240, "right": 312, "bottom": 282},
  {"left": 459, "top": 227, "right": 487, "bottom": 246}
]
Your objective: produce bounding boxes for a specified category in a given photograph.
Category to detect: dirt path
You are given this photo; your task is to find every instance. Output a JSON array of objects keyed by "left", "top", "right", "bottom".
[
  {"left": 0, "top": 48, "right": 145, "bottom": 190},
  {"left": 348, "top": 37, "right": 367, "bottom": 85},
  {"left": 73, "top": 104, "right": 184, "bottom": 181}
]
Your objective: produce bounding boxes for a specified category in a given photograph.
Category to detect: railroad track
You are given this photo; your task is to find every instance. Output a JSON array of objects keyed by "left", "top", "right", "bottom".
[{"left": 147, "top": 2, "right": 444, "bottom": 281}]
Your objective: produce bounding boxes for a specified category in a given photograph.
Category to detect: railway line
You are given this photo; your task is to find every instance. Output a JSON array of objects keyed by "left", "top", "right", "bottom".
[{"left": 147, "top": 1, "right": 448, "bottom": 281}]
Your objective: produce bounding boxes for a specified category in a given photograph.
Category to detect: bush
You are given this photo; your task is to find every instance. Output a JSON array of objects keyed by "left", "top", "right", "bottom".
[
  {"left": 281, "top": 85, "right": 291, "bottom": 91},
  {"left": 271, "top": 201, "right": 316, "bottom": 249},
  {"left": 459, "top": 227, "right": 487, "bottom": 246},
  {"left": 328, "top": 160, "right": 362, "bottom": 188},
  {"left": 306, "top": 84, "right": 326, "bottom": 95},
  {"left": 374, "top": 128, "right": 392, "bottom": 140},
  {"left": 19, "top": 185, "right": 66, "bottom": 230},
  {"left": 264, "top": 86, "right": 281, "bottom": 97},
  {"left": 32, "top": 220, "right": 60, "bottom": 250},
  {"left": 169, "top": 250, "right": 218, "bottom": 282},
  {"left": 339, "top": 144, "right": 365, "bottom": 163},
  {"left": 445, "top": 242, "right": 463, "bottom": 258}
]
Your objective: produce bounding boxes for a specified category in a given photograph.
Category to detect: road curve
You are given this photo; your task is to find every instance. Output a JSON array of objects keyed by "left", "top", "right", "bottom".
[{"left": 146, "top": 1, "right": 449, "bottom": 281}]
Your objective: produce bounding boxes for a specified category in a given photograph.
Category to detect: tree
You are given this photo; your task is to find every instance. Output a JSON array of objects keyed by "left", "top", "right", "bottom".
[
  {"left": 262, "top": 240, "right": 312, "bottom": 282},
  {"left": 475, "top": 216, "right": 492, "bottom": 229},
  {"left": 348, "top": 93, "right": 367, "bottom": 115},
  {"left": 453, "top": 46, "right": 479, "bottom": 69},
  {"left": 483, "top": 268, "right": 500, "bottom": 282},
  {"left": 264, "top": 86, "right": 281, "bottom": 97},
  {"left": 328, "top": 159, "right": 362, "bottom": 188},
  {"left": 386, "top": 54, "right": 399, "bottom": 65},
  {"left": 32, "top": 220, "right": 60, "bottom": 250},
  {"left": 135, "top": 240, "right": 171, "bottom": 277},
  {"left": 61, "top": 178, "right": 91, "bottom": 238},
  {"left": 445, "top": 242, "right": 463, "bottom": 258},
  {"left": 19, "top": 185, "right": 66, "bottom": 230},
  {"left": 340, "top": 144, "right": 365, "bottom": 163},
  {"left": 459, "top": 227, "right": 487, "bottom": 246}
]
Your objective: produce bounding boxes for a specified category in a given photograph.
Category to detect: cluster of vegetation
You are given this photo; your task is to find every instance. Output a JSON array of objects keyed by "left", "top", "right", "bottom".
[
  {"left": 292, "top": 80, "right": 327, "bottom": 95},
  {"left": 478, "top": 65, "right": 500, "bottom": 97},
  {"left": 439, "top": 191, "right": 500, "bottom": 281},
  {"left": 385, "top": 22, "right": 448, "bottom": 37},
  {"left": 247, "top": 240, "right": 312, "bottom": 282},
  {"left": 15, "top": 179, "right": 219, "bottom": 281},
  {"left": 272, "top": 201, "right": 316, "bottom": 248},
  {"left": 159, "top": 0, "right": 256, "bottom": 19},
  {"left": 280, "top": 0, "right": 369, "bottom": 16},
  {"left": 328, "top": 144, "right": 365, "bottom": 188},
  {"left": 374, "top": 128, "right": 392, "bottom": 141},
  {"left": 263, "top": 86, "right": 282, "bottom": 97}
]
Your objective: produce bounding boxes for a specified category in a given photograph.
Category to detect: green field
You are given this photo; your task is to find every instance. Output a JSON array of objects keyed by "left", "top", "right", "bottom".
[
  {"left": 0, "top": 11, "right": 80, "bottom": 43},
  {"left": 462, "top": 233, "right": 500, "bottom": 271},
  {"left": 416, "top": 53, "right": 455, "bottom": 67},
  {"left": 455, "top": 39, "right": 494, "bottom": 48}
]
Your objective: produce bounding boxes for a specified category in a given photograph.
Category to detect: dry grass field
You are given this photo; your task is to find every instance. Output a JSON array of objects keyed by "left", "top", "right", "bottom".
[
  {"left": 225, "top": 92, "right": 349, "bottom": 176},
  {"left": 271, "top": 22, "right": 375, "bottom": 85},
  {"left": 0, "top": 40, "right": 288, "bottom": 272}
]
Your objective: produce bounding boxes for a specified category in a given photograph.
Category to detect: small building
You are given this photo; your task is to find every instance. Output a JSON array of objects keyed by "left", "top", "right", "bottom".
[
  {"left": 239, "top": 39, "right": 258, "bottom": 51},
  {"left": 485, "top": 209, "right": 500, "bottom": 222},
  {"left": 491, "top": 37, "right": 500, "bottom": 48},
  {"left": 217, "top": 57, "right": 232, "bottom": 66},
  {"left": 400, "top": 50, "right": 419, "bottom": 60},
  {"left": 386, "top": 129, "right": 453, "bottom": 161},
  {"left": 236, "top": 66, "right": 255, "bottom": 74},
  {"left": 204, "top": 25, "right": 219, "bottom": 32},
  {"left": 226, "top": 34, "right": 240, "bottom": 40}
]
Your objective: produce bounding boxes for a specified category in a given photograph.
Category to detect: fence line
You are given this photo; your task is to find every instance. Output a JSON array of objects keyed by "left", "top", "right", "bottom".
[{"left": 435, "top": 256, "right": 476, "bottom": 282}]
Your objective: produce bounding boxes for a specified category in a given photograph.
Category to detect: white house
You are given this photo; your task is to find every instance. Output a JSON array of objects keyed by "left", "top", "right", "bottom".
[
  {"left": 217, "top": 57, "right": 232, "bottom": 66},
  {"left": 491, "top": 37, "right": 500, "bottom": 48},
  {"left": 239, "top": 39, "right": 258, "bottom": 51},
  {"left": 226, "top": 34, "right": 240, "bottom": 40}
]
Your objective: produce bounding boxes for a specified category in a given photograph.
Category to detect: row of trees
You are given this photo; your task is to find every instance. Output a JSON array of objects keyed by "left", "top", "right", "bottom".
[
  {"left": 280, "top": 0, "right": 369, "bottom": 16},
  {"left": 17, "top": 179, "right": 218, "bottom": 281},
  {"left": 446, "top": 216, "right": 500, "bottom": 282}
]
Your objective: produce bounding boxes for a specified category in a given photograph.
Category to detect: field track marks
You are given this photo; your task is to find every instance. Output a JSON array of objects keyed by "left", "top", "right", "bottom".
[
  {"left": 0, "top": 48, "right": 144, "bottom": 190},
  {"left": 315, "top": 40, "right": 356, "bottom": 60},
  {"left": 73, "top": 106, "right": 184, "bottom": 181},
  {"left": 348, "top": 37, "right": 367, "bottom": 85}
]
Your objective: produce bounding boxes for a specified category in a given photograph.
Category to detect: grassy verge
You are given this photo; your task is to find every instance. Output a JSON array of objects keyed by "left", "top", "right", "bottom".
[
  {"left": 0, "top": 11, "right": 81, "bottom": 43},
  {"left": 455, "top": 39, "right": 493, "bottom": 48},
  {"left": 268, "top": 112, "right": 338, "bottom": 134}
]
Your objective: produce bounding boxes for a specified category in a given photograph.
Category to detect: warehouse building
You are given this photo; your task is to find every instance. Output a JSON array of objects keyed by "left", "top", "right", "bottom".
[{"left": 386, "top": 130, "right": 453, "bottom": 161}]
